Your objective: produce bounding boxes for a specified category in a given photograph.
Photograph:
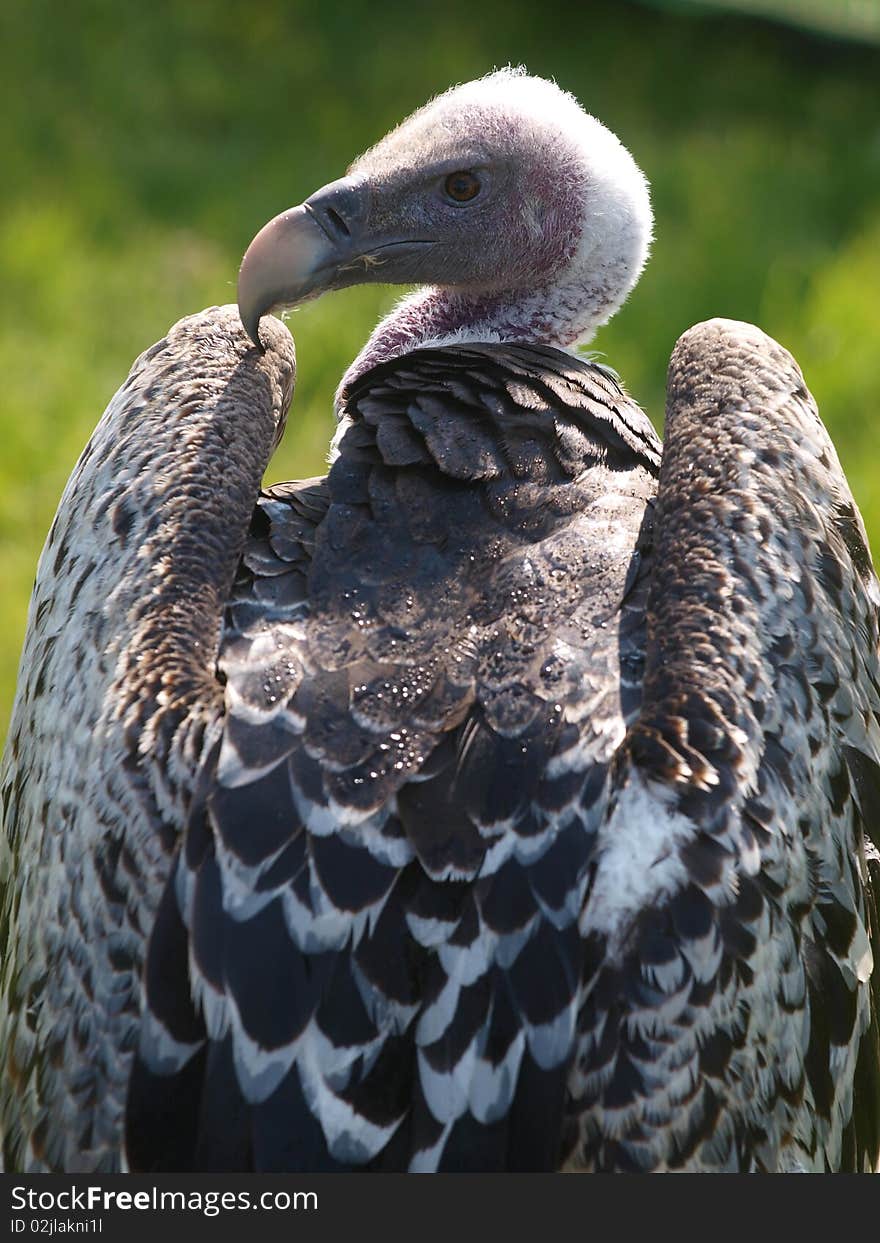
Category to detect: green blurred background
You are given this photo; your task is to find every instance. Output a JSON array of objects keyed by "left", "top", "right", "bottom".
[{"left": 1, "top": 0, "right": 879, "bottom": 748}]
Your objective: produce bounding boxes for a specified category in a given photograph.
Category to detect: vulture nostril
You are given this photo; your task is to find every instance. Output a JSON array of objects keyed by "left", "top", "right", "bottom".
[
  {"left": 303, "top": 179, "right": 366, "bottom": 243},
  {"left": 325, "top": 206, "right": 351, "bottom": 239}
]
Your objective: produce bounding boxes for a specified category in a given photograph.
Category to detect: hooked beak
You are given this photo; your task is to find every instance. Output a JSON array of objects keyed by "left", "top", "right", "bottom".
[
  {"left": 239, "top": 177, "right": 376, "bottom": 347},
  {"left": 237, "top": 207, "right": 344, "bottom": 348},
  {"left": 238, "top": 177, "right": 436, "bottom": 348}
]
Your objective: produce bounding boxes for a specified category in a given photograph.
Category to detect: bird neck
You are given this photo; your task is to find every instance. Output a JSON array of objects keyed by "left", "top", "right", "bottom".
[
  {"left": 336, "top": 261, "right": 632, "bottom": 410},
  {"left": 336, "top": 178, "right": 650, "bottom": 410}
]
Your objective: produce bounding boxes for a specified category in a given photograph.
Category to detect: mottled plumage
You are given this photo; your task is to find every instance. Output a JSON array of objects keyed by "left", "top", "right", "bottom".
[
  {"left": 125, "top": 335, "right": 660, "bottom": 1172},
  {"left": 2, "top": 71, "right": 878, "bottom": 1172}
]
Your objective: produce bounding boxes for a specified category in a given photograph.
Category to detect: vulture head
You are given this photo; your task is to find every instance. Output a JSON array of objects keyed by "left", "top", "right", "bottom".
[{"left": 238, "top": 69, "right": 652, "bottom": 385}]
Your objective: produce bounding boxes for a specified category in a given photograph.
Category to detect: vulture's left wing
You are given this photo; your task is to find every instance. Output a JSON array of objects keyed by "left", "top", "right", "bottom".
[{"left": 571, "top": 319, "right": 880, "bottom": 1173}]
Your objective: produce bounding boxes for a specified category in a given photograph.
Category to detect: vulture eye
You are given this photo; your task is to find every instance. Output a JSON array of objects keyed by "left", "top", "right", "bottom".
[{"left": 444, "top": 171, "right": 481, "bottom": 203}]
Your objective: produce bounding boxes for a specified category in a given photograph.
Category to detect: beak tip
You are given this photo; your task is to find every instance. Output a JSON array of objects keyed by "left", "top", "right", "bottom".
[
  {"left": 237, "top": 202, "right": 343, "bottom": 350},
  {"left": 239, "top": 303, "right": 266, "bottom": 351},
  {"left": 237, "top": 259, "right": 267, "bottom": 350}
]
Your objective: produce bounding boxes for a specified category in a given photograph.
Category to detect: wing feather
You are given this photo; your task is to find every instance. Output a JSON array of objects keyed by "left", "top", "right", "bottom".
[{"left": 569, "top": 319, "right": 880, "bottom": 1173}]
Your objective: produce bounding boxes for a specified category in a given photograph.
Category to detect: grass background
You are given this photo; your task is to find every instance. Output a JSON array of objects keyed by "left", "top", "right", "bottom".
[{"left": 1, "top": 0, "right": 879, "bottom": 748}]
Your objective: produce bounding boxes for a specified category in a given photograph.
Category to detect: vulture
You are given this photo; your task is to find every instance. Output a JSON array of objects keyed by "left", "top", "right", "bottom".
[{"left": 1, "top": 68, "right": 879, "bottom": 1175}]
